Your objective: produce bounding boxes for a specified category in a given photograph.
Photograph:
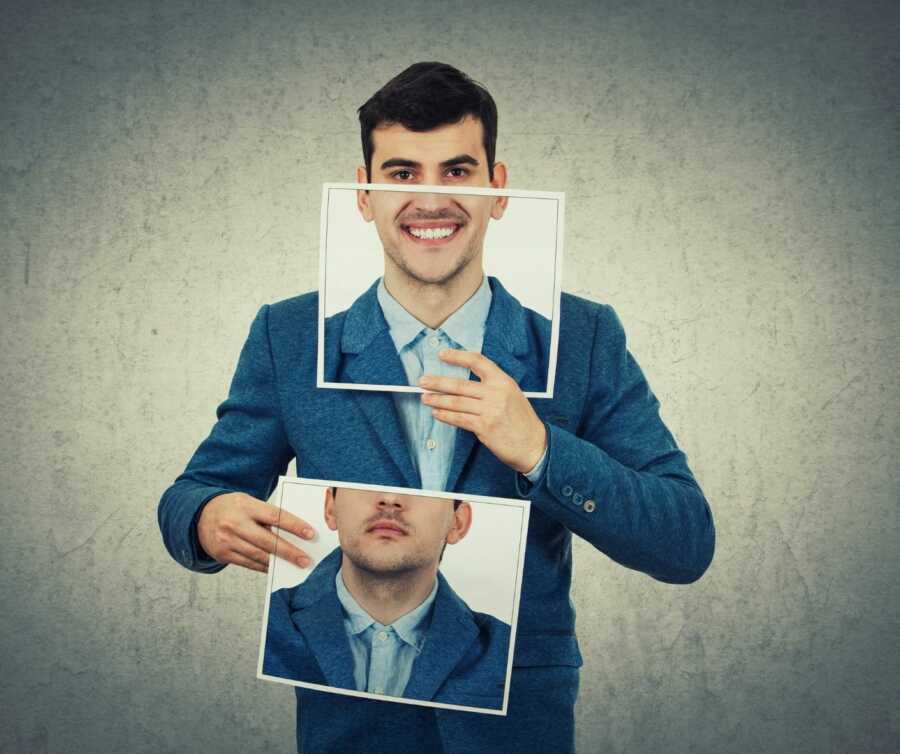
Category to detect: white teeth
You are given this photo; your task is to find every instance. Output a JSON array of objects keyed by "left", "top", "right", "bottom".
[{"left": 408, "top": 226, "right": 456, "bottom": 240}]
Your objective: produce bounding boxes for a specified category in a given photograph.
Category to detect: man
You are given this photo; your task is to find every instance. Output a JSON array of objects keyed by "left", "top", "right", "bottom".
[
  {"left": 158, "top": 62, "right": 715, "bottom": 753},
  {"left": 263, "top": 487, "right": 510, "bottom": 711}
]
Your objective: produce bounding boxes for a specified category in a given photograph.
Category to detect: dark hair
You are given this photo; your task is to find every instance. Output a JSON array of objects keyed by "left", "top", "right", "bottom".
[{"left": 357, "top": 62, "right": 498, "bottom": 182}]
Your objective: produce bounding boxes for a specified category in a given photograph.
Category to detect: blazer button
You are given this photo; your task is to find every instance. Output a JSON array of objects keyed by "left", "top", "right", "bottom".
[
  {"left": 562, "top": 485, "right": 573, "bottom": 497},
  {"left": 572, "top": 492, "right": 584, "bottom": 505},
  {"left": 583, "top": 499, "right": 596, "bottom": 513}
]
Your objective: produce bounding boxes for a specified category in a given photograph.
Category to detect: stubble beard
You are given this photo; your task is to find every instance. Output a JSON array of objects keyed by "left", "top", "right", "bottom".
[
  {"left": 384, "top": 237, "right": 481, "bottom": 289},
  {"left": 343, "top": 537, "right": 436, "bottom": 582}
]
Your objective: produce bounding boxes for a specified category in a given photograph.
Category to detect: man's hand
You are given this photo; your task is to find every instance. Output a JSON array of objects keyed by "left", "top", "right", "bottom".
[
  {"left": 197, "top": 491, "right": 316, "bottom": 573},
  {"left": 420, "top": 349, "right": 548, "bottom": 474}
]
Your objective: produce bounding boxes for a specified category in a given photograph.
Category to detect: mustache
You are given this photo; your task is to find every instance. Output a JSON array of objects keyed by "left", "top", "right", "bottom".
[
  {"left": 364, "top": 511, "right": 411, "bottom": 530},
  {"left": 397, "top": 209, "right": 468, "bottom": 224}
]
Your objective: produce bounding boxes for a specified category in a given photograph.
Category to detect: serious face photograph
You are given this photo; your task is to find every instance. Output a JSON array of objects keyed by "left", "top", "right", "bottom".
[
  {"left": 3, "top": 3, "right": 898, "bottom": 754},
  {"left": 258, "top": 480, "right": 529, "bottom": 715}
]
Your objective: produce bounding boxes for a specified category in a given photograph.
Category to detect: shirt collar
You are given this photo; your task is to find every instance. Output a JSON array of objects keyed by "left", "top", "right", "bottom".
[
  {"left": 335, "top": 569, "right": 438, "bottom": 649},
  {"left": 376, "top": 276, "right": 492, "bottom": 353}
]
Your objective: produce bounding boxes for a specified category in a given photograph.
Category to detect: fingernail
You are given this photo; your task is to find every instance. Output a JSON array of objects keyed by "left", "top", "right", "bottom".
[
  {"left": 303, "top": 528, "right": 314, "bottom": 539},
  {"left": 297, "top": 556, "right": 310, "bottom": 568},
  {"left": 419, "top": 377, "right": 431, "bottom": 387}
]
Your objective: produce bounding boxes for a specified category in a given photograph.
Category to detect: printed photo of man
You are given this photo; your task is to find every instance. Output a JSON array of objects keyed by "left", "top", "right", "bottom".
[
  {"left": 320, "top": 185, "right": 559, "bottom": 397},
  {"left": 262, "top": 487, "right": 510, "bottom": 711}
]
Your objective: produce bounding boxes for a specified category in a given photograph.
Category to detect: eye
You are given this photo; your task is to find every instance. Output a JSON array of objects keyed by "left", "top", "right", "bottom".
[
  {"left": 446, "top": 167, "right": 469, "bottom": 178},
  {"left": 390, "top": 169, "right": 414, "bottom": 181}
]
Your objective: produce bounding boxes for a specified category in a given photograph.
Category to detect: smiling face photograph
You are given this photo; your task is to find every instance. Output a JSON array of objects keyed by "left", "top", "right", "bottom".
[
  {"left": 258, "top": 479, "right": 529, "bottom": 715},
  {"left": 318, "top": 183, "right": 563, "bottom": 398}
]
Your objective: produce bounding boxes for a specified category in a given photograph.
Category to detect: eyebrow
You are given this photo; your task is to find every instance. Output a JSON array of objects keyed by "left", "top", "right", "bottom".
[{"left": 378, "top": 154, "right": 481, "bottom": 171}]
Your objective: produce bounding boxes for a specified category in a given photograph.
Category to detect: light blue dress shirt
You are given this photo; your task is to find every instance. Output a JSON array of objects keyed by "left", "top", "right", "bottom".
[
  {"left": 376, "top": 276, "right": 546, "bottom": 490},
  {"left": 335, "top": 569, "right": 438, "bottom": 697}
]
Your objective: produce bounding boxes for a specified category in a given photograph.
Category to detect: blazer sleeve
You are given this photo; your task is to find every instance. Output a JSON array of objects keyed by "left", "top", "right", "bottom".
[
  {"left": 518, "top": 303, "right": 715, "bottom": 584},
  {"left": 157, "top": 305, "right": 294, "bottom": 573}
]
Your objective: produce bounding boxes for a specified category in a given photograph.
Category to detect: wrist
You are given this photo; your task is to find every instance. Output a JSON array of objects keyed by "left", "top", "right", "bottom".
[{"left": 517, "top": 422, "right": 548, "bottom": 474}]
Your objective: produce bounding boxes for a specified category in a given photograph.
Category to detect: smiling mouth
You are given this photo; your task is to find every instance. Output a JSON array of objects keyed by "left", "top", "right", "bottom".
[{"left": 400, "top": 223, "right": 463, "bottom": 245}]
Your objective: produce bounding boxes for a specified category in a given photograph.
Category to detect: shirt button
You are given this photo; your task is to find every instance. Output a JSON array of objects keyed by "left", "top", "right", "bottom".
[
  {"left": 561, "top": 485, "right": 573, "bottom": 497},
  {"left": 425, "top": 438, "right": 437, "bottom": 450},
  {"left": 373, "top": 687, "right": 384, "bottom": 694},
  {"left": 572, "top": 492, "right": 584, "bottom": 505},
  {"left": 428, "top": 336, "right": 440, "bottom": 349},
  {"left": 583, "top": 499, "right": 596, "bottom": 513},
  {"left": 378, "top": 631, "right": 388, "bottom": 642}
]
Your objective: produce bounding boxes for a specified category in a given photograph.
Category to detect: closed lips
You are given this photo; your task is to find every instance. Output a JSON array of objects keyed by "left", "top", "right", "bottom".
[{"left": 367, "top": 521, "right": 407, "bottom": 534}]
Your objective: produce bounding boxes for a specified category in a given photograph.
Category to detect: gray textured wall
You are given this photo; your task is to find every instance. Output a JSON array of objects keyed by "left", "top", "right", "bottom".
[{"left": 2, "top": 1, "right": 898, "bottom": 752}]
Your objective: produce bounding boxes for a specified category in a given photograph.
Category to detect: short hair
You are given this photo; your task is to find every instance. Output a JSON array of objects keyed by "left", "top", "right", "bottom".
[{"left": 357, "top": 62, "right": 499, "bottom": 182}]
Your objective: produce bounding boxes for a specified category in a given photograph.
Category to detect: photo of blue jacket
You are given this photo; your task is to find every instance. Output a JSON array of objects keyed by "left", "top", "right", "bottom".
[
  {"left": 263, "top": 547, "right": 511, "bottom": 711},
  {"left": 324, "top": 276, "right": 552, "bottom": 395},
  {"left": 158, "top": 275, "right": 715, "bottom": 754}
]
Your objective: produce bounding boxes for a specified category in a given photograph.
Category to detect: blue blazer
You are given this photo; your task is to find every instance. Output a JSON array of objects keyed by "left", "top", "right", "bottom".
[
  {"left": 159, "top": 276, "right": 715, "bottom": 754},
  {"left": 263, "top": 547, "right": 510, "bottom": 711}
]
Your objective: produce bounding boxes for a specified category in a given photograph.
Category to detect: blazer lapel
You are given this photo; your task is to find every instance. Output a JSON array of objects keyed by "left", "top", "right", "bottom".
[
  {"left": 289, "top": 550, "right": 359, "bottom": 691},
  {"left": 402, "top": 573, "right": 480, "bottom": 702},
  {"left": 336, "top": 283, "right": 420, "bottom": 489}
]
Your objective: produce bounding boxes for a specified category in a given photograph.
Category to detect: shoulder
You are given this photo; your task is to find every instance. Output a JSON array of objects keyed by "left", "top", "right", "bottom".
[
  {"left": 520, "top": 303, "right": 552, "bottom": 347},
  {"left": 559, "top": 290, "right": 624, "bottom": 342},
  {"left": 262, "top": 584, "right": 319, "bottom": 681},
  {"left": 442, "top": 608, "right": 510, "bottom": 705},
  {"left": 236, "top": 290, "right": 320, "bottom": 350},
  {"left": 266, "top": 290, "right": 320, "bottom": 330},
  {"left": 470, "top": 610, "right": 512, "bottom": 646},
  {"left": 463, "top": 608, "right": 511, "bottom": 669},
  {"left": 267, "top": 584, "right": 301, "bottom": 623}
]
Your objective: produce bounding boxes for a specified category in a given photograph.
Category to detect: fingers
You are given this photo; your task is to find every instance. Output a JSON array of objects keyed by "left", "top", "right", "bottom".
[
  {"left": 421, "top": 392, "right": 482, "bottom": 415},
  {"left": 229, "top": 551, "right": 269, "bottom": 573},
  {"left": 229, "top": 537, "right": 272, "bottom": 570},
  {"left": 198, "top": 493, "right": 315, "bottom": 574},
  {"left": 418, "top": 373, "right": 484, "bottom": 397},
  {"left": 249, "top": 500, "right": 316, "bottom": 540},
  {"left": 245, "top": 526, "right": 313, "bottom": 569},
  {"left": 431, "top": 408, "right": 480, "bottom": 434},
  {"left": 435, "top": 349, "right": 499, "bottom": 379}
]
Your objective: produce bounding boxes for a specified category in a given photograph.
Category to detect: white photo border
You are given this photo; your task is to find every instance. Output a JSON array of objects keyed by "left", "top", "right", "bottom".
[
  {"left": 256, "top": 476, "right": 532, "bottom": 717},
  {"left": 316, "top": 182, "right": 565, "bottom": 399}
]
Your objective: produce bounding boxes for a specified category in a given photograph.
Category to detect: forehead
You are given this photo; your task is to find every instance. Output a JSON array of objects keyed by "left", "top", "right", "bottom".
[{"left": 370, "top": 116, "right": 486, "bottom": 165}]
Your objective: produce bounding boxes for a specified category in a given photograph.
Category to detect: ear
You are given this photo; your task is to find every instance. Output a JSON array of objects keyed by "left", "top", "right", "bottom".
[
  {"left": 490, "top": 161, "right": 508, "bottom": 219},
  {"left": 445, "top": 501, "right": 473, "bottom": 545},
  {"left": 356, "top": 165, "right": 374, "bottom": 222},
  {"left": 323, "top": 487, "right": 339, "bottom": 532}
]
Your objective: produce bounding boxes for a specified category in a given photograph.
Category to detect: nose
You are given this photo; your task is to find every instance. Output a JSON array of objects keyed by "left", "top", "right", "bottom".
[
  {"left": 410, "top": 192, "right": 454, "bottom": 215},
  {"left": 377, "top": 494, "right": 405, "bottom": 510}
]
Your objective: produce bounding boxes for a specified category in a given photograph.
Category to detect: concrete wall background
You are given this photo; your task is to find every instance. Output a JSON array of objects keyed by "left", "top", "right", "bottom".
[{"left": 2, "top": 1, "right": 897, "bottom": 752}]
